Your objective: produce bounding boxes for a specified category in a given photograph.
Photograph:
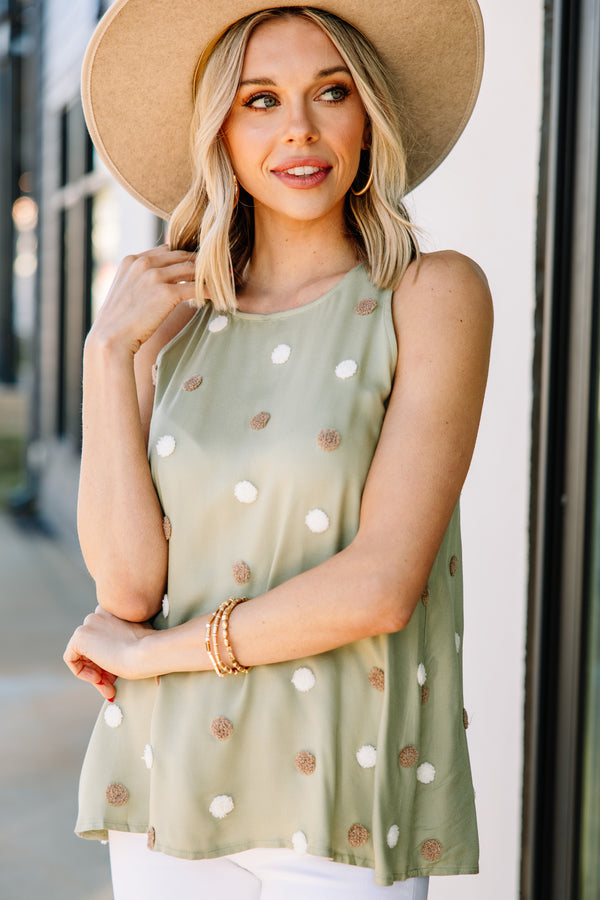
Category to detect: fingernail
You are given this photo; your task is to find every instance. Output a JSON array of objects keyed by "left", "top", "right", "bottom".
[
  {"left": 107, "top": 697, "right": 115, "bottom": 703},
  {"left": 96, "top": 680, "right": 104, "bottom": 686}
]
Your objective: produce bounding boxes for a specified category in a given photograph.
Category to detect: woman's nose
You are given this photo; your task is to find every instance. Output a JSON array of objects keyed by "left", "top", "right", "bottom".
[{"left": 282, "top": 100, "right": 319, "bottom": 145}]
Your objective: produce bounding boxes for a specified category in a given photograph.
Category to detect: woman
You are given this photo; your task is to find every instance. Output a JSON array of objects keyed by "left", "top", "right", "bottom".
[{"left": 65, "top": 2, "right": 492, "bottom": 897}]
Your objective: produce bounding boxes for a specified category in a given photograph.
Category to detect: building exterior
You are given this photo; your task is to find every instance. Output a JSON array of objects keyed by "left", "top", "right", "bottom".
[{"left": 1, "top": 0, "right": 599, "bottom": 897}]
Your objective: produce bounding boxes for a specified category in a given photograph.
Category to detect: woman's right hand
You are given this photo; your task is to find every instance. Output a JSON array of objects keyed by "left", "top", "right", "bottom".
[{"left": 88, "top": 245, "right": 197, "bottom": 359}]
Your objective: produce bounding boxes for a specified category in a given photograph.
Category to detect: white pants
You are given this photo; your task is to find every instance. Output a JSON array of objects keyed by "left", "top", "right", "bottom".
[{"left": 109, "top": 831, "right": 429, "bottom": 900}]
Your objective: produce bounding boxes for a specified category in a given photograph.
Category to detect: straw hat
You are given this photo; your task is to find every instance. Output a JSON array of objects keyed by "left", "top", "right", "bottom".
[{"left": 82, "top": 0, "right": 484, "bottom": 218}]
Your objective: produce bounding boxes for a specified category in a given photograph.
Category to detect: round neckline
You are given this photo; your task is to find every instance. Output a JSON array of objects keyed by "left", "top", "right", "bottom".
[{"left": 231, "top": 264, "right": 364, "bottom": 322}]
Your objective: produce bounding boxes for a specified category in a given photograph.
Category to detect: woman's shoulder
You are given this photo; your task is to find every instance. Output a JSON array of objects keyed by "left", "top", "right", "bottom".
[{"left": 392, "top": 249, "right": 493, "bottom": 334}]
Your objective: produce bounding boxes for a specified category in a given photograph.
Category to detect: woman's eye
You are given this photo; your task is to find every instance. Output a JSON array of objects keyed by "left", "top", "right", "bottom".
[
  {"left": 244, "top": 93, "right": 278, "bottom": 109},
  {"left": 320, "top": 86, "right": 349, "bottom": 103}
]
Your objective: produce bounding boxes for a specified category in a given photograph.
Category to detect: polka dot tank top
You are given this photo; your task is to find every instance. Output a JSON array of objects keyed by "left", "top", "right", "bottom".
[{"left": 76, "top": 265, "right": 478, "bottom": 885}]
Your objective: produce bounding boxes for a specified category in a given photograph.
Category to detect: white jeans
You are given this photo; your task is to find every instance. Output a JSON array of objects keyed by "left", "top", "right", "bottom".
[{"left": 109, "top": 831, "right": 429, "bottom": 900}]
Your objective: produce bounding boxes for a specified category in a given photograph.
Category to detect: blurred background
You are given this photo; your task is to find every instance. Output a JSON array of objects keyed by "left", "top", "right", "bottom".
[{"left": 0, "top": 1, "right": 599, "bottom": 899}]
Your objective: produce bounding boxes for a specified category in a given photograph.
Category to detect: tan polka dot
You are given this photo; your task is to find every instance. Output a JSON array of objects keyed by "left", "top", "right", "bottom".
[
  {"left": 421, "top": 839, "right": 443, "bottom": 862},
  {"left": 250, "top": 411, "right": 270, "bottom": 430},
  {"left": 317, "top": 428, "right": 341, "bottom": 451},
  {"left": 151, "top": 363, "right": 158, "bottom": 386},
  {"left": 399, "top": 745, "right": 419, "bottom": 768},
  {"left": 449, "top": 555, "right": 459, "bottom": 576},
  {"left": 354, "top": 298, "right": 377, "bottom": 316},
  {"left": 232, "top": 560, "right": 251, "bottom": 584},
  {"left": 368, "top": 667, "right": 385, "bottom": 692},
  {"left": 210, "top": 717, "right": 234, "bottom": 741},
  {"left": 295, "top": 751, "right": 316, "bottom": 775},
  {"left": 147, "top": 827, "right": 156, "bottom": 850},
  {"left": 348, "top": 824, "right": 369, "bottom": 848},
  {"left": 183, "top": 374, "right": 203, "bottom": 392},
  {"left": 463, "top": 708, "right": 469, "bottom": 730},
  {"left": 105, "top": 783, "right": 129, "bottom": 807},
  {"left": 421, "top": 586, "right": 429, "bottom": 606},
  {"left": 421, "top": 685, "right": 430, "bottom": 705},
  {"left": 162, "top": 516, "right": 172, "bottom": 540}
]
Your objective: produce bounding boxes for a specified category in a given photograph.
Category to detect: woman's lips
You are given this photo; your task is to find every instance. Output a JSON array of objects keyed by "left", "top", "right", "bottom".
[{"left": 271, "top": 158, "right": 332, "bottom": 188}]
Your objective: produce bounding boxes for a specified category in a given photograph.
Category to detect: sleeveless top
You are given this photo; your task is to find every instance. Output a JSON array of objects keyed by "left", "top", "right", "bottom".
[{"left": 76, "top": 265, "right": 479, "bottom": 886}]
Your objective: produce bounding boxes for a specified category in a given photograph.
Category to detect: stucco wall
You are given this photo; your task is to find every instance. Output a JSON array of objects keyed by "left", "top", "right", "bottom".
[{"left": 408, "top": 1, "right": 542, "bottom": 897}]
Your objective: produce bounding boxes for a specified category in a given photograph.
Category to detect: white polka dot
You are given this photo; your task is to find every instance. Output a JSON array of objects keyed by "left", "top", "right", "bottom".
[
  {"left": 209, "top": 795, "right": 234, "bottom": 819},
  {"left": 208, "top": 315, "right": 228, "bottom": 333},
  {"left": 104, "top": 704, "right": 123, "bottom": 728},
  {"left": 455, "top": 632, "right": 461, "bottom": 653},
  {"left": 156, "top": 435, "right": 176, "bottom": 458},
  {"left": 417, "top": 663, "right": 427, "bottom": 686},
  {"left": 417, "top": 762, "right": 436, "bottom": 784},
  {"left": 305, "top": 508, "right": 329, "bottom": 533},
  {"left": 162, "top": 594, "right": 170, "bottom": 618},
  {"left": 291, "top": 667, "right": 316, "bottom": 692},
  {"left": 271, "top": 343, "right": 291, "bottom": 365},
  {"left": 292, "top": 830, "right": 308, "bottom": 854},
  {"left": 142, "top": 744, "right": 154, "bottom": 770},
  {"left": 234, "top": 480, "right": 258, "bottom": 504},
  {"left": 356, "top": 745, "right": 377, "bottom": 768},
  {"left": 387, "top": 824, "right": 400, "bottom": 849},
  {"left": 335, "top": 359, "right": 358, "bottom": 380}
]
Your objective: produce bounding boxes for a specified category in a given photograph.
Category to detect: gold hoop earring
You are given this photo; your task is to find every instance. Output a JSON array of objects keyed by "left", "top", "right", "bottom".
[
  {"left": 350, "top": 147, "right": 373, "bottom": 197},
  {"left": 233, "top": 175, "right": 239, "bottom": 208}
]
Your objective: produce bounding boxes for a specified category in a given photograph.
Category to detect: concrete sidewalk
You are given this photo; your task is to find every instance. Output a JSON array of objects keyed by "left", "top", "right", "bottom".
[{"left": 0, "top": 512, "right": 112, "bottom": 900}]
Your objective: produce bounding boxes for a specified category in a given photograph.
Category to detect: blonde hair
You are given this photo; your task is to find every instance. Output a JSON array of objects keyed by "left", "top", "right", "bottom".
[{"left": 169, "top": 7, "right": 419, "bottom": 312}]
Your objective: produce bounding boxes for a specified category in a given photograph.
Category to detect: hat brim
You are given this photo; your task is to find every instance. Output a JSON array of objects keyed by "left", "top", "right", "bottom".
[{"left": 82, "top": 0, "right": 484, "bottom": 219}]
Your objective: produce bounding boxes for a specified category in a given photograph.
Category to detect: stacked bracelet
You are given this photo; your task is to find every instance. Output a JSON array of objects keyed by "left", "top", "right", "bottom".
[{"left": 205, "top": 597, "right": 251, "bottom": 676}]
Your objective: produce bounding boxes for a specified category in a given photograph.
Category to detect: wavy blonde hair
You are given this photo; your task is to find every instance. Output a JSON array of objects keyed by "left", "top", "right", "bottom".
[{"left": 169, "top": 6, "right": 419, "bottom": 312}]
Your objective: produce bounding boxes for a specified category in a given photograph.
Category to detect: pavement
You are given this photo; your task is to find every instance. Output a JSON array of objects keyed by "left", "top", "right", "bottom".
[{"left": 0, "top": 511, "right": 113, "bottom": 900}]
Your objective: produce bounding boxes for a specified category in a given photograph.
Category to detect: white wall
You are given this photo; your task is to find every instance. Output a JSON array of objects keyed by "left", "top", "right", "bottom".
[{"left": 406, "top": 2, "right": 543, "bottom": 897}]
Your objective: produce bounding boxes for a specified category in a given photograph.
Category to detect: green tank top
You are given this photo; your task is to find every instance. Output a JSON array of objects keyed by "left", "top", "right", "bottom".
[{"left": 76, "top": 264, "right": 478, "bottom": 885}]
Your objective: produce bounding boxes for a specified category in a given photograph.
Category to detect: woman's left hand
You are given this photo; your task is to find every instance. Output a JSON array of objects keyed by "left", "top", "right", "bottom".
[{"left": 64, "top": 606, "right": 155, "bottom": 701}]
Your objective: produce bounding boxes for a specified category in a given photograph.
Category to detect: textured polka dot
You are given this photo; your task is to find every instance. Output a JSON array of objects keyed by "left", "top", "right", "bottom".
[
  {"left": 317, "top": 428, "right": 341, "bottom": 451},
  {"left": 234, "top": 480, "right": 258, "bottom": 504},
  {"left": 292, "top": 830, "right": 308, "bottom": 854},
  {"left": 162, "top": 516, "right": 172, "bottom": 540},
  {"left": 209, "top": 795, "right": 234, "bottom": 819},
  {"left": 151, "top": 363, "right": 158, "bottom": 386},
  {"left": 348, "top": 824, "right": 369, "bottom": 848},
  {"left": 455, "top": 632, "right": 461, "bottom": 653},
  {"left": 449, "top": 555, "right": 459, "bottom": 576},
  {"left": 421, "top": 839, "right": 443, "bottom": 862},
  {"left": 387, "top": 825, "right": 400, "bottom": 849},
  {"left": 208, "top": 315, "right": 228, "bottom": 333},
  {"left": 142, "top": 744, "right": 154, "bottom": 770},
  {"left": 335, "top": 359, "right": 358, "bottom": 380},
  {"left": 417, "top": 664, "right": 427, "bottom": 686},
  {"left": 156, "top": 434, "right": 176, "bottom": 458},
  {"left": 232, "top": 561, "right": 251, "bottom": 585},
  {"left": 104, "top": 704, "right": 123, "bottom": 728},
  {"left": 183, "top": 374, "right": 203, "bottom": 391},
  {"left": 368, "top": 667, "right": 385, "bottom": 692},
  {"left": 147, "top": 827, "right": 156, "bottom": 850},
  {"left": 210, "top": 717, "right": 234, "bottom": 741},
  {"left": 295, "top": 751, "right": 316, "bottom": 775},
  {"left": 421, "top": 586, "right": 429, "bottom": 607},
  {"left": 271, "top": 343, "right": 291, "bottom": 365},
  {"left": 291, "top": 667, "right": 316, "bottom": 692},
  {"left": 463, "top": 708, "right": 469, "bottom": 729},
  {"left": 250, "top": 411, "right": 270, "bottom": 430},
  {"left": 105, "top": 783, "right": 129, "bottom": 807},
  {"left": 354, "top": 298, "right": 378, "bottom": 316},
  {"left": 305, "top": 508, "right": 329, "bottom": 533},
  {"left": 162, "top": 594, "right": 170, "bottom": 618},
  {"left": 421, "top": 685, "right": 430, "bottom": 705},
  {"left": 399, "top": 745, "right": 419, "bottom": 768},
  {"left": 356, "top": 745, "right": 377, "bottom": 768},
  {"left": 417, "top": 762, "right": 436, "bottom": 784}
]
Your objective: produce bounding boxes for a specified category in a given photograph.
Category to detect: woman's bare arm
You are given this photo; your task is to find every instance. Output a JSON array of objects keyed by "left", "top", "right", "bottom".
[{"left": 66, "top": 250, "right": 493, "bottom": 697}]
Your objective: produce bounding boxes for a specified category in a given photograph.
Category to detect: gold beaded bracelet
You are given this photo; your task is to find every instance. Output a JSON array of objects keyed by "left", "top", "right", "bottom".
[{"left": 205, "top": 597, "right": 250, "bottom": 676}]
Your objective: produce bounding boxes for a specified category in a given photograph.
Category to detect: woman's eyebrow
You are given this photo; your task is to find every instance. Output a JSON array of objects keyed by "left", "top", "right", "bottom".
[{"left": 239, "top": 66, "right": 352, "bottom": 88}]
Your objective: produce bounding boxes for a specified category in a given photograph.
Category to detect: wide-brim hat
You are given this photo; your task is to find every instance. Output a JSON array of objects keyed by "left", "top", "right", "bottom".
[{"left": 82, "top": 0, "right": 484, "bottom": 219}]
